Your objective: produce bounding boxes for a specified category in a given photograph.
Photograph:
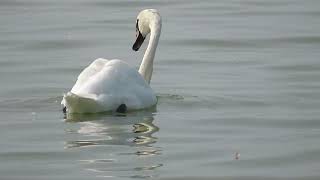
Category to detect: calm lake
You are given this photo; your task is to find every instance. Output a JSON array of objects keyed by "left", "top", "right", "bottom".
[{"left": 1, "top": 0, "right": 320, "bottom": 179}]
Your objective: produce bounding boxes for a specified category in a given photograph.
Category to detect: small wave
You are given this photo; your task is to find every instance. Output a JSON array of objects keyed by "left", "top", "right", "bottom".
[
  {"left": 157, "top": 93, "right": 185, "bottom": 100},
  {"left": 0, "top": 96, "right": 62, "bottom": 112},
  {"left": 18, "top": 39, "right": 99, "bottom": 51},
  {"left": 168, "top": 36, "right": 320, "bottom": 49}
]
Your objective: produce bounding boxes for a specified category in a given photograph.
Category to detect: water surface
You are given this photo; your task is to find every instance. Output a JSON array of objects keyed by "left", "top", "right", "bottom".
[{"left": 1, "top": 0, "right": 320, "bottom": 179}]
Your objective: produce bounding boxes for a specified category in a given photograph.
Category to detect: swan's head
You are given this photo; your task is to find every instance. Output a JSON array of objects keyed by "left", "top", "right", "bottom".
[{"left": 132, "top": 9, "right": 161, "bottom": 51}]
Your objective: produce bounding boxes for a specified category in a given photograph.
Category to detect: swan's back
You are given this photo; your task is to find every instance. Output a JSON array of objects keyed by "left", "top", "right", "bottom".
[{"left": 62, "top": 58, "right": 157, "bottom": 113}]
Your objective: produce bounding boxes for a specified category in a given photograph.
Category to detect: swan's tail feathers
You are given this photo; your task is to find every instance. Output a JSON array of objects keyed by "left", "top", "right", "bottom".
[
  {"left": 62, "top": 92, "right": 102, "bottom": 113},
  {"left": 116, "top": 104, "right": 127, "bottom": 113}
]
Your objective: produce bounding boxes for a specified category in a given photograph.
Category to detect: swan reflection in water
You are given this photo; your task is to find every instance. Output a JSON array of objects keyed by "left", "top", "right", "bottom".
[{"left": 64, "top": 111, "right": 162, "bottom": 178}]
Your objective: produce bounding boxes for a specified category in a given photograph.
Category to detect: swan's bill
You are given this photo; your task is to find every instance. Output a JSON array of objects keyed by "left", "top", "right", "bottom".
[{"left": 133, "top": 31, "right": 145, "bottom": 51}]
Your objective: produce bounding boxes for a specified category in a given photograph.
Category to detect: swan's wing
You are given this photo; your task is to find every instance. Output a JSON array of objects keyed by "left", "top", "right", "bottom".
[
  {"left": 64, "top": 59, "right": 156, "bottom": 113},
  {"left": 90, "top": 60, "right": 156, "bottom": 109},
  {"left": 72, "top": 59, "right": 148, "bottom": 94},
  {"left": 71, "top": 58, "right": 109, "bottom": 92}
]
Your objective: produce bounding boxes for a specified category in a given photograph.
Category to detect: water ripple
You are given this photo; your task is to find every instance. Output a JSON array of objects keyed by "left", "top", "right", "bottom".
[{"left": 169, "top": 36, "right": 320, "bottom": 49}]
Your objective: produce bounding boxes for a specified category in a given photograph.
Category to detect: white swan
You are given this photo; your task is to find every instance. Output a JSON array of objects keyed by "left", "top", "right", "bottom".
[{"left": 61, "top": 9, "right": 162, "bottom": 113}]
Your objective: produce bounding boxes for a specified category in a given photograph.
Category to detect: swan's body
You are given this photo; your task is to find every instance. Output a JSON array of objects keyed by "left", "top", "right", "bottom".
[
  {"left": 62, "top": 9, "right": 161, "bottom": 113},
  {"left": 62, "top": 58, "right": 157, "bottom": 113}
]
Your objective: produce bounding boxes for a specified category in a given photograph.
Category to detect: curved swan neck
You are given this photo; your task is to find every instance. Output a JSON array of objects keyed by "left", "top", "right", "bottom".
[{"left": 138, "top": 20, "right": 161, "bottom": 84}]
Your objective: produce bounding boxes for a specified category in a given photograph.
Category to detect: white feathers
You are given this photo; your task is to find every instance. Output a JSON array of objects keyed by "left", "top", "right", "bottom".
[{"left": 62, "top": 59, "right": 157, "bottom": 113}]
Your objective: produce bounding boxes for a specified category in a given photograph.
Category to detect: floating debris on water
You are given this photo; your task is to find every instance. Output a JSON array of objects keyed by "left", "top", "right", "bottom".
[
  {"left": 31, "top": 112, "right": 37, "bottom": 120},
  {"left": 235, "top": 152, "right": 240, "bottom": 160}
]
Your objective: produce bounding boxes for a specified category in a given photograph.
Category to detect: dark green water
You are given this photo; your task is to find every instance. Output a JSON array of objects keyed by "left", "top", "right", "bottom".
[{"left": 1, "top": 0, "right": 320, "bottom": 179}]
